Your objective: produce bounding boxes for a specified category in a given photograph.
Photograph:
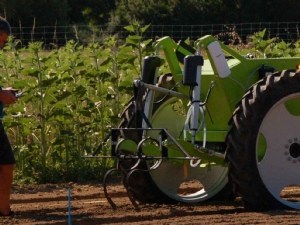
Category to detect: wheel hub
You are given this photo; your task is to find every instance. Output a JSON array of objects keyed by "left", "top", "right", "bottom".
[{"left": 285, "top": 139, "right": 300, "bottom": 163}]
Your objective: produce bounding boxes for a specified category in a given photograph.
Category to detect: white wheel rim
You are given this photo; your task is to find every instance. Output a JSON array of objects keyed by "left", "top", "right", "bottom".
[
  {"left": 149, "top": 98, "right": 228, "bottom": 203},
  {"left": 257, "top": 94, "right": 300, "bottom": 209}
]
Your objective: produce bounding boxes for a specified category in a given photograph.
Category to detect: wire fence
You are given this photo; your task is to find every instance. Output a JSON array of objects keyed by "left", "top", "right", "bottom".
[{"left": 11, "top": 22, "right": 300, "bottom": 48}]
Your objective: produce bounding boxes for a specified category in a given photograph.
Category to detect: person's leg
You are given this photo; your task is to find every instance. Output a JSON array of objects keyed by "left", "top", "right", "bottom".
[
  {"left": 0, "top": 122, "right": 15, "bottom": 216},
  {"left": 0, "top": 164, "right": 14, "bottom": 215}
]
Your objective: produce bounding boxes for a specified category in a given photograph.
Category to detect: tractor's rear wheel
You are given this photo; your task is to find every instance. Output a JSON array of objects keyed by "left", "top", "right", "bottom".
[
  {"left": 118, "top": 74, "right": 234, "bottom": 204},
  {"left": 226, "top": 70, "right": 300, "bottom": 210}
]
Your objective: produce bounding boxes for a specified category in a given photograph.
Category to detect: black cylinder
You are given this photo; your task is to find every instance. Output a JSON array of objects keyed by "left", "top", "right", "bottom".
[
  {"left": 141, "top": 56, "right": 162, "bottom": 84},
  {"left": 183, "top": 55, "right": 203, "bottom": 86}
]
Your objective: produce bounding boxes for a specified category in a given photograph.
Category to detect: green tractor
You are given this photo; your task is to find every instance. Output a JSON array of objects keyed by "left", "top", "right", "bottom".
[{"left": 104, "top": 35, "right": 300, "bottom": 210}]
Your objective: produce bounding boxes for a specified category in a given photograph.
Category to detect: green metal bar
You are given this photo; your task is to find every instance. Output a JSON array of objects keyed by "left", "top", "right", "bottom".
[{"left": 154, "top": 36, "right": 183, "bottom": 82}]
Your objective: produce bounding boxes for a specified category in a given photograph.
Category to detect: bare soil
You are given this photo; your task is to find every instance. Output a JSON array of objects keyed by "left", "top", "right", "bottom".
[{"left": 1, "top": 182, "right": 300, "bottom": 225}]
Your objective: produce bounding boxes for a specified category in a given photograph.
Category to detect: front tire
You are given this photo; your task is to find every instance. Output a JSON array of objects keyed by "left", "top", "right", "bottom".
[{"left": 226, "top": 70, "right": 300, "bottom": 210}]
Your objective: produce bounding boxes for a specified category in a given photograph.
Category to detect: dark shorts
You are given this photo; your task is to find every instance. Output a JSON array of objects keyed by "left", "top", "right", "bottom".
[{"left": 0, "top": 121, "right": 15, "bottom": 165}]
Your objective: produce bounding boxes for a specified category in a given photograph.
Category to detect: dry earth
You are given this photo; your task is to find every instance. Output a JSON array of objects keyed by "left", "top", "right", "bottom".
[{"left": 1, "top": 182, "right": 300, "bottom": 225}]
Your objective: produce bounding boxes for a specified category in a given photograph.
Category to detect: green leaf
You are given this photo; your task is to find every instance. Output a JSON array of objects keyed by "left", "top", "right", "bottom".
[
  {"left": 56, "top": 90, "right": 72, "bottom": 101},
  {"left": 126, "top": 35, "right": 142, "bottom": 46},
  {"left": 124, "top": 25, "right": 135, "bottom": 33},
  {"left": 74, "top": 85, "right": 87, "bottom": 97},
  {"left": 24, "top": 68, "right": 40, "bottom": 78},
  {"left": 140, "top": 24, "right": 150, "bottom": 33},
  {"left": 41, "top": 77, "right": 58, "bottom": 87}
]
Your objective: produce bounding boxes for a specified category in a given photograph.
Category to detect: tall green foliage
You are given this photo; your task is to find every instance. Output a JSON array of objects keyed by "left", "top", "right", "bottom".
[
  {"left": 249, "top": 29, "right": 300, "bottom": 58},
  {"left": 0, "top": 24, "right": 153, "bottom": 183}
]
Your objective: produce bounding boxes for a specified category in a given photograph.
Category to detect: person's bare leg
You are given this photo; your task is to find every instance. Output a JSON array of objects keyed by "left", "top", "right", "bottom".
[{"left": 0, "top": 164, "right": 14, "bottom": 215}]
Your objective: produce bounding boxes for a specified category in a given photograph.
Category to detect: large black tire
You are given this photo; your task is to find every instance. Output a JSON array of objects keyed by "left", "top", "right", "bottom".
[{"left": 226, "top": 70, "right": 300, "bottom": 210}]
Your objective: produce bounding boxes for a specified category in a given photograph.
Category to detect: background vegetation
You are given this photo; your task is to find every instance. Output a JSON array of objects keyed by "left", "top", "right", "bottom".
[
  {"left": 0, "top": 0, "right": 299, "bottom": 28},
  {"left": 1, "top": 24, "right": 154, "bottom": 183}
]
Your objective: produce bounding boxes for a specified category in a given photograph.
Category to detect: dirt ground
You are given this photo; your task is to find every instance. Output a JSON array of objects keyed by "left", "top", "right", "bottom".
[{"left": 1, "top": 182, "right": 300, "bottom": 225}]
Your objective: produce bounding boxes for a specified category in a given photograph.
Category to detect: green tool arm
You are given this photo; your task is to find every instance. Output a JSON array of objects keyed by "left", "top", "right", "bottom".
[{"left": 153, "top": 37, "right": 185, "bottom": 83}]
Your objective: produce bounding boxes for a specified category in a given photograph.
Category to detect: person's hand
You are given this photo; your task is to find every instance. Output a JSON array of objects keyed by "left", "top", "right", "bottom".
[
  {"left": 0, "top": 89, "right": 17, "bottom": 105},
  {"left": 2, "top": 87, "right": 18, "bottom": 93}
]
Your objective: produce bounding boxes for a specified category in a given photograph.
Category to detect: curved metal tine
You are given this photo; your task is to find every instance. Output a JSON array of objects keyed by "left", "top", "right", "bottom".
[
  {"left": 123, "top": 158, "right": 146, "bottom": 209},
  {"left": 124, "top": 168, "right": 141, "bottom": 209},
  {"left": 149, "top": 158, "right": 163, "bottom": 170},
  {"left": 115, "top": 138, "right": 143, "bottom": 171},
  {"left": 124, "top": 159, "right": 162, "bottom": 208},
  {"left": 125, "top": 156, "right": 164, "bottom": 208},
  {"left": 129, "top": 158, "right": 142, "bottom": 170},
  {"left": 125, "top": 136, "right": 164, "bottom": 207},
  {"left": 136, "top": 137, "right": 162, "bottom": 170},
  {"left": 114, "top": 138, "right": 126, "bottom": 157},
  {"left": 190, "top": 158, "right": 201, "bottom": 167},
  {"left": 103, "top": 168, "right": 120, "bottom": 209}
]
